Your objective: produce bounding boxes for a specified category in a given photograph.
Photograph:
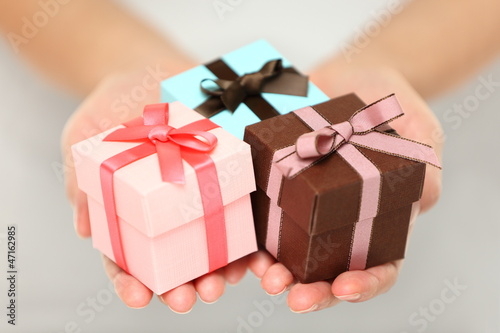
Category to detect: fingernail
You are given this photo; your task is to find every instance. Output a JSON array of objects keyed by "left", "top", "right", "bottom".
[
  {"left": 336, "top": 293, "right": 361, "bottom": 301},
  {"left": 167, "top": 305, "right": 193, "bottom": 314},
  {"left": 265, "top": 285, "right": 288, "bottom": 296},
  {"left": 199, "top": 297, "right": 218, "bottom": 305},
  {"left": 290, "top": 304, "right": 318, "bottom": 314}
]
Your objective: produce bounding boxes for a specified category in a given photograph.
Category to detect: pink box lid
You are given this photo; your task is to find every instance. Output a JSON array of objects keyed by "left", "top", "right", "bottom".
[{"left": 72, "top": 102, "right": 256, "bottom": 238}]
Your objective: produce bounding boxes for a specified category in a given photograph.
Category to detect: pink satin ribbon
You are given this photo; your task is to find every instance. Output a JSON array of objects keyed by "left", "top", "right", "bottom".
[
  {"left": 100, "top": 103, "right": 228, "bottom": 273},
  {"left": 265, "top": 94, "right": 440, "bottom": 270}
]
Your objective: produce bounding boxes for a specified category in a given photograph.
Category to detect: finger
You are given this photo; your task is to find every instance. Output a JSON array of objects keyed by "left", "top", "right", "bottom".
[
  {"left": 287, "top": 281, "right": 341, "bottom": 313},
  {"left": 61, "top": 111, "right": 96, "bottom": 238},
  {"left": 331, "top": 260, "right": 403, "bottom": 303},
  {"left": 193, "top": 270, "right": 226, "bottom": 304},
  {"left": 73, "top": 190, "right": 91, "bottom": 238},
  {"left": 223, "top": 256, "right": 249, "bottom": 286},
  {"left": 247, "top": 250, "right": 276, "bottom": 278},
  {"left": 102, "top": 255, "right": 153, "bottom": 309},
  {"left": 390, "top": 97, "right": 443, "bottom": 214},
  {"left": 420, "top": 164, "right": 442, "bottom": 213},
  {"left": 159, "top": 282, "right": 197, "bottom": 314},
  {"left": 260, "top": 263, "right": 294, "bottom": 296}
]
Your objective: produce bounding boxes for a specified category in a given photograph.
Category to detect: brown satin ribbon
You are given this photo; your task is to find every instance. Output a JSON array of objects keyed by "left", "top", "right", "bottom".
[{"left": 195, "top": 59, "right": 309, "bottom": 120}]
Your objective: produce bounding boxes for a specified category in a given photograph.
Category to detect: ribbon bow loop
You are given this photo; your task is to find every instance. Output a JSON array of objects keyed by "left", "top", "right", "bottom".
[
  {"left": 103, "top": 103, "right": 219, "bottom": 184},
  {"left": 276, "top": 94, "right": 441, "bottom": 180},
  {"left": 295, "top": 121, "right": 355, "bottom": 159},
  {"left": 196, "top": 59, "right": 309, "bottom": 116},
  {"left": 167, "top": 129, "right": 218, "bottom": 153}
]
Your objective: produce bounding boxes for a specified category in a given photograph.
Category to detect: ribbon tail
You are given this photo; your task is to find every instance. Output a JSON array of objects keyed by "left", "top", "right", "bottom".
[
  {"left": 349, "top": 94, "right": 404, "bottom": 132},
  {"left": 156, "top": 141, "right": 185, "bottom": 184},
  {"left": 177, "top": 118, "right": 220, "bottom": 132},
  {"left": 261, "top": 70, "right": 309, "bottom": 97},
  {"left": 100, "top": 142, "right": 157, "bottom": 273},
  {"left": 182, "top": 150, "right": 228, "bottom": 272},
  {"left": 195, "top": 97, "right": 227, "bottom": 118},
  {"left": 350, "top": 132, "right": 441, "bottom": 168},
  {"left": 143, "top": 103, "right": 168, "bottom": 125}
]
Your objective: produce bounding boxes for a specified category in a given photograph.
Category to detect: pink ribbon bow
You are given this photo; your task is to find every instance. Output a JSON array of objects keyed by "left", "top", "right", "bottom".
[
  {"left": 275, "top": 94, "right": 441, "bottom": 178},
  {"left": 100, "top": 103, "right": 227, "bottom": 274}
]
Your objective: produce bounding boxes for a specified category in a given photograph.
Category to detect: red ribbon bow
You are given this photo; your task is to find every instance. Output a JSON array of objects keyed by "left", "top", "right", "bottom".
[
  {"left": 100, "top": 103, "right": 227, "bottom": 274},
  {"left": 104, "top": 103, "right": 218, "bottom": 183}
]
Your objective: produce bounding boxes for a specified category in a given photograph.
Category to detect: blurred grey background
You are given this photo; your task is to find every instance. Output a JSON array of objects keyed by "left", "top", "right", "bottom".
[{"left": 0, "top": 0, "right": 498, "bottom": 332}]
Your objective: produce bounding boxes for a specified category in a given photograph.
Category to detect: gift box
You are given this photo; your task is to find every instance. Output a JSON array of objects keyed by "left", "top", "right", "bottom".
[
  {"left": 244, "top": 94, "right": 440, "bottom": 283},
  {"left": 72, "top": 102, "right": 257, "bottom": 294},
  {"left": 161, "top": 40, "right": 329, "bottom": 139}
]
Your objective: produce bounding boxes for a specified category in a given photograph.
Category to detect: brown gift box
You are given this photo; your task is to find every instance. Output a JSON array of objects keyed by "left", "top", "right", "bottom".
[{"left": 244, "top": 93, "right": 427, "bottom": 283}]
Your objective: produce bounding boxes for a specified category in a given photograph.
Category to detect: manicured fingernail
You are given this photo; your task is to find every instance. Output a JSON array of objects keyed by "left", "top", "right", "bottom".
[
  {"left": 199, "top": 297, "right": 218, "bottom": 305},
  {"left": 265, "top": 285, "right": 288, "bottom": 296},
  {"left": 168, "top": 305, "right": 193, "bottom": 314},
  {"left": 291, "top": 304, "right": 318, "bottom": 314},
  {"left": 128, "top": 304, "right": 148, "bottom": 310},
  {"left": 158, "top": 294, "right": 195, "bottom": 312},
  {"left": 336, "top": 293, "right": 361, "bottom": 301}
]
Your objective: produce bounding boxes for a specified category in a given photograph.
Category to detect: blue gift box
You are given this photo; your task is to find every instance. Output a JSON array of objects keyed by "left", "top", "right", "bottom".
[{"left": 161, "top": 40, "right": 329, "bottom": 139}]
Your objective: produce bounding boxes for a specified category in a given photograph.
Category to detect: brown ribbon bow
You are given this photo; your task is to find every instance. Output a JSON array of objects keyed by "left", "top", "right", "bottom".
[{"left": 195, "top": 59, "right": 309, "bottom": 119}]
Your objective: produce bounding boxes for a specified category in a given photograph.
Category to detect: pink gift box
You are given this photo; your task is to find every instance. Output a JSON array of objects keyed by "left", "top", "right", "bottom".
[{"left": 72, "top": 102, "right": 257, "bottom": 294}]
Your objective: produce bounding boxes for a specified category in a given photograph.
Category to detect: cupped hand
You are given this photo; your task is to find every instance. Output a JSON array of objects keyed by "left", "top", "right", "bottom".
[
  {"left": 246, "top": 66, "right": 443, "bottom": 313},
  {"left": 62, "top": 67, "right": 249, "bottom": 312}
]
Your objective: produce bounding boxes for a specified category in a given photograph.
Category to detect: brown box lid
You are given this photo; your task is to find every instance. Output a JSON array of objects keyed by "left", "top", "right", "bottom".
[{"left": 244, "top": 94, "right": 426, "bottom": 236}]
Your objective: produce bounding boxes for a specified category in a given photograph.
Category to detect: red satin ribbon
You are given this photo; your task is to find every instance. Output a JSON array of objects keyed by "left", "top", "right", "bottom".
[{"left": 100, "top": 103, "right": 228, "bottom": 273}]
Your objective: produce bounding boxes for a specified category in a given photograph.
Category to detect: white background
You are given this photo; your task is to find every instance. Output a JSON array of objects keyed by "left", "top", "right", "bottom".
[{"left": 0, "top": 0, "right": 498, "bottom": 332}]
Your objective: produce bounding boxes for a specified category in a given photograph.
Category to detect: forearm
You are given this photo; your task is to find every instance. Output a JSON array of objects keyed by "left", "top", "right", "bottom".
[
  {"left": 312, "top": 0, "right": 500, "bottom": 99},
  {"left": 0, "top": 0, "right": 194, "bottom": 96}
]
